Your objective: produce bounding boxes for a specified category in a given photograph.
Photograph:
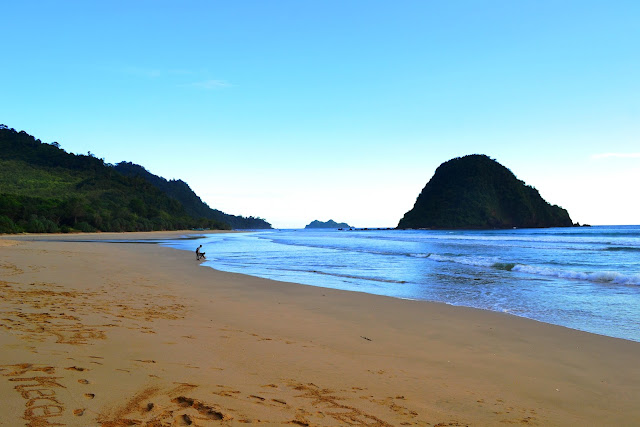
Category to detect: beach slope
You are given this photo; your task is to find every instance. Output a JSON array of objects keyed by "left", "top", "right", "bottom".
[{"left": 1, "top": 232, "right": 639, "bottom": 426}]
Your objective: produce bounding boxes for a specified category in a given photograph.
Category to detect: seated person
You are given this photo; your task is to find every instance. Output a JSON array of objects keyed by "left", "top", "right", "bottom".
[{"left": 196, "top": 245, "right": 206, "bottom": 260}]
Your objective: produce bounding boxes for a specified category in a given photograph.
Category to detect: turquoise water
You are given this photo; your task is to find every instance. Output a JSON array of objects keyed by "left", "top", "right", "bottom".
[{"left": 163, "top": 226, "right": 640, "bottom": 342}]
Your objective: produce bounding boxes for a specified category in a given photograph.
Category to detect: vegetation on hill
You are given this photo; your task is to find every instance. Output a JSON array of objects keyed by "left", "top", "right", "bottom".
[
  {"left": 0, "top": 125, "right": 269, "bottom": 233},
  {"left": 305, "top": 219, "right": 352, "bottom": 229},
  {"left": 114, "top": 162, "right": 271, "bottom": 229},
  {"left": 397, "top": 154, "right": 573, "bottom": 229}
]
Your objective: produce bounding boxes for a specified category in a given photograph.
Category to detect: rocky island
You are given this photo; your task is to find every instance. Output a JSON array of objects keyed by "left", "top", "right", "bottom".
[
  {"left": 305, "top": 219, "right": 352, "bottom": 229},
  {"left": 398, "top": 154, "right": 573, "bottom": 229}
]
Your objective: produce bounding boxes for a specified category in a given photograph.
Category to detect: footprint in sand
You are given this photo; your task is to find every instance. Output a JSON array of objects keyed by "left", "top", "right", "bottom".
[
  {"left": 172, "top": 396, "right": 227, "bottom": 421},
  {"left": 78, "top": 379, "right": 90, "bottom": 384}
]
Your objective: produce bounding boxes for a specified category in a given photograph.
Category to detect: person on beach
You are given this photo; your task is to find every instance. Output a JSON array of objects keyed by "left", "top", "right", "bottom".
[{"left": 196, "top": 245, "right": 205, "bottom": 260}]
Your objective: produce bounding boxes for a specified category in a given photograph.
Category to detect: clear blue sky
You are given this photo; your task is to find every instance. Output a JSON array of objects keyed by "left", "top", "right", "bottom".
[{"left": 2, "top": 1, "right": 638, "bottom": 228}]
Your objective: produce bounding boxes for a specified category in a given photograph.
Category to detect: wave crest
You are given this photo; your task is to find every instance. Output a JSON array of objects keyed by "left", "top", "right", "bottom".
[
  {"left": 425, "top": 253, "right": 640, "bottom": 285},
  {"left": 604, "top": 246, "right": 640, "bottom": 252}
]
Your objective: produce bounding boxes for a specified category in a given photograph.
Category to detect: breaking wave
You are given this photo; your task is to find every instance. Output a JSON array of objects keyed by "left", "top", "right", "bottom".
[
  {"left": 424, "top": 253, "right": 640, "bottom": 285},
  {"left": 511, "top": 265, "right": 640, "bottom": 286},
  {"left": 604, "top": 246, "right": 640, "bottom": 252}
]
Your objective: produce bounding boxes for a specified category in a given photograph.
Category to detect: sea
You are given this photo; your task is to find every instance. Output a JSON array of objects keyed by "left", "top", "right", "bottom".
[{"left": 162, "top": 226, "right": 640, "bottom": 342}]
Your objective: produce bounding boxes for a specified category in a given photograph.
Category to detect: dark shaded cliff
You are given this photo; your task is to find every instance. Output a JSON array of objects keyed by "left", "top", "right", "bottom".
[{"left": 398, "top": 155, "right": 573, "bottom": 229}]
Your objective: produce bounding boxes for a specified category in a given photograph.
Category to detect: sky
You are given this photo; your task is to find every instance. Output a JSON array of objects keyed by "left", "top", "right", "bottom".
[{"left": 1, "top": 1, "right": 638, "bottom": 228}]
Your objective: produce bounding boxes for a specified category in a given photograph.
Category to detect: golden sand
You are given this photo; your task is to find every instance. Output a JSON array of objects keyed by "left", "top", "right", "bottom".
[{"left": 1, "top": 231, "right": 639, "bottom": 426}]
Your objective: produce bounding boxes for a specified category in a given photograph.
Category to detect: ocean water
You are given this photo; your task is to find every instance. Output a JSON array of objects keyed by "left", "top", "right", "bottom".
[{"left": 163, "top": 226, "right": 640, "bottom": 342}]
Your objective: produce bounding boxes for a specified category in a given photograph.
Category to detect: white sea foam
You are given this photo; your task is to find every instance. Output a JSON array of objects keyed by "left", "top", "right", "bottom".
[
  {"left": 427, "top": 253, "right": 500, "bottom": 268},
  {"left": 512, "top": 264, "right": 640, "bottom": 286}
]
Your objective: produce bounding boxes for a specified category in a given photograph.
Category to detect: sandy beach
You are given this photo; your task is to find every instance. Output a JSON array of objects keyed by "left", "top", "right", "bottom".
[{"left": 1, "top": 231, "right": 639, "bottom": 426}]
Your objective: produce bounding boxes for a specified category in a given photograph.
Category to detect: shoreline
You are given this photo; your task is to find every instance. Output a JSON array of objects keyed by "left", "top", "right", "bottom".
[
  {"left": 1, "top": 231, "right": 639, "bottom": 425},
  {"left": 8, "top": 229, "right": 637, "bottom": 343},
  {"left": 10, "top": 230, "right": 638, "bottom": 344}
]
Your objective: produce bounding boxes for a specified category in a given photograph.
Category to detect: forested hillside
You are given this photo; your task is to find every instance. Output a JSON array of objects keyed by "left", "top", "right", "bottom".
[
  {"left": 114, "top": 162, "right": 271, "bottom": 229},
  {"left": 0, "top": 125, "right": 270, "bottom": 233},
  {"left": 398, "top": 154, "right": 573, "bottom": 229}
]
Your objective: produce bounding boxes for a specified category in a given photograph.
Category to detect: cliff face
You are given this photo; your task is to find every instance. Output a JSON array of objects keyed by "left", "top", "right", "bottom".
[{"left": 398, "top": 155, "right": 573, "bottom": 229}]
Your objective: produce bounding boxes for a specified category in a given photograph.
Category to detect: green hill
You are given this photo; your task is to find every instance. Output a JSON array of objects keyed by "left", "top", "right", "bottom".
[
  {"left": 114, "top": 162, "right": 271, "bottom": 229},
  {"left": 0, "top": 125, "right": 270, "bottom": 233},
  {"left": 398, "top": 154, "right": 573, "bottom": 229}
]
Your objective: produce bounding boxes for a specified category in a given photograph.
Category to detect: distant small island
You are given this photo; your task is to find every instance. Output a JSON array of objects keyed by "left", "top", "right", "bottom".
[
  {"left": 398, "top": 154, "right": 573, "bottom": 229},
  {"left": 305, "top": 219, "right": 352, "bottom": 229}
]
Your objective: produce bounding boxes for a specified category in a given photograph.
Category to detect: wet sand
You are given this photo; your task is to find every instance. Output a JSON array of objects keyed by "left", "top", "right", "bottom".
[{"left": 1, "top": 231, "right": 639, "bottom": 426}]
